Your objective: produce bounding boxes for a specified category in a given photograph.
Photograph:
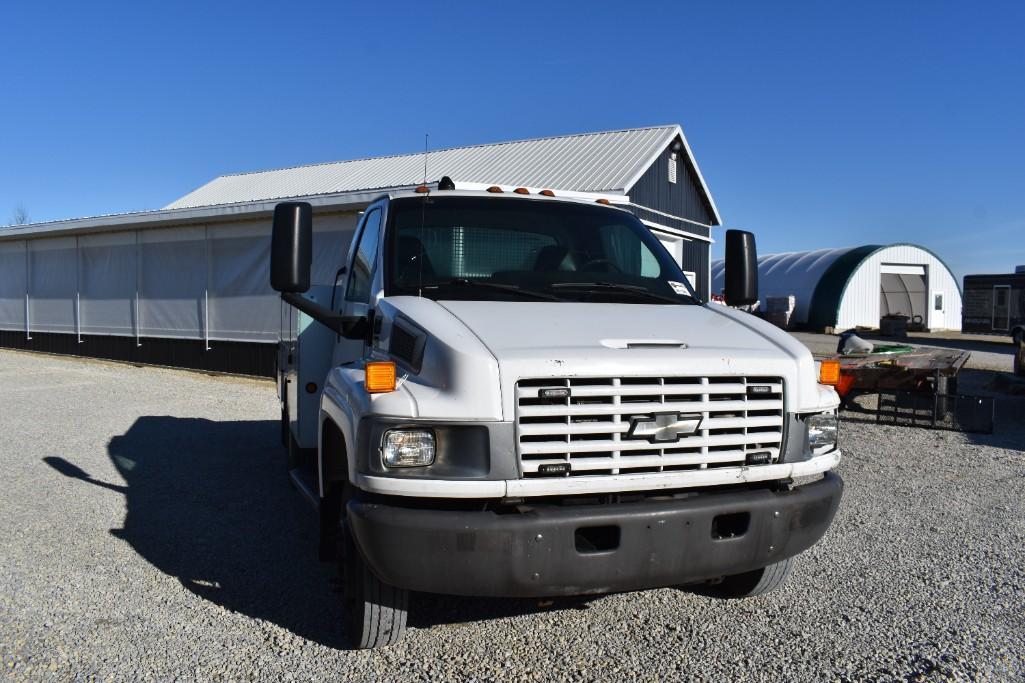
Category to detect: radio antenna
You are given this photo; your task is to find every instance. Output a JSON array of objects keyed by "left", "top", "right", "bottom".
[
  {"left": 417, "top": 133, "right": 429, "bottom": 297},
  {"left": 422, "top": 133, "right": 429, "bottom": 186}
]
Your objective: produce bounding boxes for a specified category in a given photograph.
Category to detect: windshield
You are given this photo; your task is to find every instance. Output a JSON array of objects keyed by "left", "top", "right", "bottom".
[{"left": 384, "top": 196, "right": 698, "bottom": 304}]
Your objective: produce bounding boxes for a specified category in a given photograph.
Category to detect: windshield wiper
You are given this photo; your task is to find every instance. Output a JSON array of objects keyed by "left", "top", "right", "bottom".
[
  {"left": 549, "top": 281, "right": 691, "bottom": 305},
  {"left": 423, "top": 278, "right": 563, "bottom": 302}
]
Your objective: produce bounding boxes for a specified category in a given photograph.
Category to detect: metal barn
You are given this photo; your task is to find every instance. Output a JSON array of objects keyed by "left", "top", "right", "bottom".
[
  {"left": 0, "top": 125, "right": 721, "bottom": 376},
  {"left": 711, "top": 243, "right": 962, "bottom": 332}
]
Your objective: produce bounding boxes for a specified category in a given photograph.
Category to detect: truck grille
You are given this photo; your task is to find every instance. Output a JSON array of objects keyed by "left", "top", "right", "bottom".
[{"left": 515, "top": 376, "right": 785, "bottom": 477}]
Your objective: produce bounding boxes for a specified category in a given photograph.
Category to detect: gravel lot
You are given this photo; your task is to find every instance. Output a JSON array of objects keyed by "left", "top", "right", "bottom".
[{"left": 2, "top": 349, "right": 1024, "bottom": 681}]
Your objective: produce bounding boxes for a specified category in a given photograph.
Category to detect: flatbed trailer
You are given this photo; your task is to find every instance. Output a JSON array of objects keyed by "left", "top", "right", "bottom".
[{"left": 816, "top": 346, "right": 971, "bottom": 407}]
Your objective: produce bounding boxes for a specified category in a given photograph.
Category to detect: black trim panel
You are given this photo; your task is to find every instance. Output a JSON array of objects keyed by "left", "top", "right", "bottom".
[{"left": 0, "top": 330, "right": 276, "bottom": 377}]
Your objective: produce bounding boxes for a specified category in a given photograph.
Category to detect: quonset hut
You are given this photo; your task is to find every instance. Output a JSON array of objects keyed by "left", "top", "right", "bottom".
[
  {"left": 0, "top": 125, "right": 722, "bottom": 375},
  {"left": 712, "top": 244, "right": 962, "bottom": 332}
]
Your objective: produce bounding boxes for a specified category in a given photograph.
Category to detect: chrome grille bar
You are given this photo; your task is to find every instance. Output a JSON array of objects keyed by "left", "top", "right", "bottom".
[{"left": 515, "top": 376, "right": 786, "bottom": 478}]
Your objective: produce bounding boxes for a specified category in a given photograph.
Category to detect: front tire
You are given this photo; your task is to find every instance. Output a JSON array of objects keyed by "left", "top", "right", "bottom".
[
  {"left": 340, "top": 517, "right": 409, "bottom": 649},
  {"left": 697, "top": 557, "right": 795, "bottom": 599}
]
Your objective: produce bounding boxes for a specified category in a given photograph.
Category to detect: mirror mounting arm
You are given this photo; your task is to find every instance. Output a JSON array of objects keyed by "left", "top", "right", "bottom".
[{"left": 281, "top": 292, "right": 368, "bottom": 340}]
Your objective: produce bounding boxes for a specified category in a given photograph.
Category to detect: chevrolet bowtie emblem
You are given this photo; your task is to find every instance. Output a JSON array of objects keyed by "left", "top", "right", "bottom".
[{"left": 627, "top": 412, "right": 703, "bottom": 443}]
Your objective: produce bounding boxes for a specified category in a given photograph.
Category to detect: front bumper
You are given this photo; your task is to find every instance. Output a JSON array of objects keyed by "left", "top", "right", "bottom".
[{"left": 347, "top": 472, "right": 843, "bottom": 598}]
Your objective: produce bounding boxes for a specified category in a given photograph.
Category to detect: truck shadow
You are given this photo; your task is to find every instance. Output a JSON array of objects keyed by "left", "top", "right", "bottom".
[
  {"left": 100, "top": 416, "right": 347, "bottom": 648},
  {"left": 44, "top": 416, "right": 589, "bottom": 649}
]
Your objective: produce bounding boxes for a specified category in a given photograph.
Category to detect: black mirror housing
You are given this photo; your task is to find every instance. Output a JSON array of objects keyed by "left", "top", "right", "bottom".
[
  {"left": 724, "top": 229, "right": 759, "bottom": 307},
  {"left": 270, "top": 202, "right": 313, "bottom": 293}
]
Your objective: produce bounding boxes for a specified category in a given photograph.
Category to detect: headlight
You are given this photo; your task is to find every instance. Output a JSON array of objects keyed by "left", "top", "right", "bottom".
[
  {"left": 806, "top": 412, "right": 838, "bottom": 453},
  {"left": 382, "top": 429, "right": 436, "bottom": 467}
]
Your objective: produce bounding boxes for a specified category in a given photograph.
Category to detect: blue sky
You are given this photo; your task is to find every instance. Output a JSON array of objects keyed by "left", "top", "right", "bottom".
[{"left": 2, "top": 1, "right": 1023, "bottom": 281}]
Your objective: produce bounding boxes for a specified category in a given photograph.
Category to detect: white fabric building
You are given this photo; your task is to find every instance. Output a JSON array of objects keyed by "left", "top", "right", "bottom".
[{"left": 712, "top": 243, "right": 962, "bottom": 331}]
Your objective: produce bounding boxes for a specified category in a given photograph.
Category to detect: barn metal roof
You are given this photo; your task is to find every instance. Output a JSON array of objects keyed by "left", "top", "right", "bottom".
[{"left": 165, "top": 125, "right": 722, "bottom": 224}]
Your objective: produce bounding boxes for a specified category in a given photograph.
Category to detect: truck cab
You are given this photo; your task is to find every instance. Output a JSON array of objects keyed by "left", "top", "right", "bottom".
[{"left": 270, "top": 182, "right": 843, "bottom": 649}]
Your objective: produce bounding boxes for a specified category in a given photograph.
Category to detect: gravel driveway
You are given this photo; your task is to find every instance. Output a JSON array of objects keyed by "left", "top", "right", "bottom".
[{"left": 1, "top": 350, "right": 1023, "bottom": 681}]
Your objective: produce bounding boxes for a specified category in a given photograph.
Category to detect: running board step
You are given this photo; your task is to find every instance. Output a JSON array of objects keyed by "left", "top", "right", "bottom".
[{"left": 288, "top": 467, "right": 320, "bottom": 510}]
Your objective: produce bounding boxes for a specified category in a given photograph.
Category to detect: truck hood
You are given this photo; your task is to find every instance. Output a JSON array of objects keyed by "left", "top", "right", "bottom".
[{"left": 433, "top": 300, "right": 832, "bottom": 417}]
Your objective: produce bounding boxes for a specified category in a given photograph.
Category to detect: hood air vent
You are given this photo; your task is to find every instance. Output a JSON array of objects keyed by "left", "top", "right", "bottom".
[
  {"left": 388, "top": 317, "right": 427, "bottom": 372},
  {"left": 600, "top": 339, "right": 687, "bottom": 350}
]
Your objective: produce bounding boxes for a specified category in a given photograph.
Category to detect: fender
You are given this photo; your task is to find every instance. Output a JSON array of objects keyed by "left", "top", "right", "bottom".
[{"left": 318, "top": 363, "right": 417, "bottom": 497}]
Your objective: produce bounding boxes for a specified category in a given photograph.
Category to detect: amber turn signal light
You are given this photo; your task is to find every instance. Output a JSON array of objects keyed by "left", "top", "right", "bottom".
[
  {"left": 819, "top": 360, "right": 841, "bottom": 386},
  {"left": 365, "top": 361, "right": 397, "bottom": 393}
]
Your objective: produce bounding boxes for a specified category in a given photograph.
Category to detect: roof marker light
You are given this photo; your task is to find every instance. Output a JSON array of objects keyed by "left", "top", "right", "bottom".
[
  {"left": 486, "top": 186, "right": 504, "bottom": 193},
  {"left": 513, "top": 187, "right": 530, "bottom": 195},
  {"left": 414, "top": 185, "right": 430, "bottom": 194},
  {"left": 539, "top": 189, "right": 555, "bottom": 197},
  {"left": 595, "top": 198, "right": 610, "bottom": 205}
]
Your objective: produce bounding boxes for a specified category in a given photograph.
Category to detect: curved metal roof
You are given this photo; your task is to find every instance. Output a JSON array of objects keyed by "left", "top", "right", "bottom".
[
  {"left": 165, "top": 125, "right": 722, "bottom": 224},
  {"left": 713, "top": 243, "right": 960, "bottom": 328},
  {"left": 713, "top": 246, "right": 867, "bottom": 321},
  {"left": 713, "top": 245, "right": 882, "bottom": 324}
]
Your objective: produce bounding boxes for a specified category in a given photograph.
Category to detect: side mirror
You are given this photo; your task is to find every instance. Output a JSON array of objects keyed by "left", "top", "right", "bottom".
[
  {"left": 270, "top": 202, "right": 313, "bottom": 293},
  {"left": 724, "top": 229, "right": 759, "bottom": 307}
]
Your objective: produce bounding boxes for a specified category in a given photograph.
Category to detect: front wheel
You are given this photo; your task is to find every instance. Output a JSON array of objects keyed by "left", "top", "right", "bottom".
[
  {"left": 696, "top": 557, "right": 795, "bottom": 599},
  {"left": 340, "top": 519, "right": 409, "bottom": 649}
]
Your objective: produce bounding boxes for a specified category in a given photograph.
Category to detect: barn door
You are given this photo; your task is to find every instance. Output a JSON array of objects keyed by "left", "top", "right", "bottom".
[
  {"left": 993, "top": 286, "right": 1011, "bottom": 331},
  {"left": 879, "top": 264, "right": 928, "bottom": 327}
]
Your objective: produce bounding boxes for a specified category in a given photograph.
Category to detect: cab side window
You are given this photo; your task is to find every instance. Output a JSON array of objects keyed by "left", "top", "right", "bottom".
[{"left": 345, "top": 209, "right": 383, "bottom": 303}]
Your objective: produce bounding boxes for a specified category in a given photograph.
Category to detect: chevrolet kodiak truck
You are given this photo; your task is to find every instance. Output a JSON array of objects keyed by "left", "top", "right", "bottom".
[{"left": 270, "top": 179, "right": 843, "bottom": 649}]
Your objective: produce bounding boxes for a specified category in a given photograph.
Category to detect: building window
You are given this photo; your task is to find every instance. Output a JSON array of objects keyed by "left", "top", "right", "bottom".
[
  {"left": 668, "top": 153, "right": 677, "bottom": 184},
  {"left": 934, "top": 293, "right": 943, "bottom": 311}
]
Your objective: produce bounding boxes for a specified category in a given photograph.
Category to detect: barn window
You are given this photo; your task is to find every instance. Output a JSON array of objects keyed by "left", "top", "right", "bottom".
[
  {"left": 668, "top": 153, "right": 677, "bottom": 184},
  {"left": 934, "top": 293, "right": 943, "bottom": 311}
]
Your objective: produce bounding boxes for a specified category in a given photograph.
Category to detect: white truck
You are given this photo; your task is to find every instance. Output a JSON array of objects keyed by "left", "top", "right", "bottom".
[{"left": 271, "top": 179, "right": 843, "bottom": 649}]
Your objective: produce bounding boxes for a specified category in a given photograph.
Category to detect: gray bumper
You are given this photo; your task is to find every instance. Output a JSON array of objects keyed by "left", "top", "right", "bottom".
[{"left": 346, "top": 472, "right": 843, "bottom": 598}]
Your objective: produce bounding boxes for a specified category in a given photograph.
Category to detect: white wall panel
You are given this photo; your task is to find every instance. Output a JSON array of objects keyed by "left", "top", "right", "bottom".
[
  {"left": 139, "top": 226, "right": 206, "bottom": 338},
  {"left": 29, "top": 237, "right": 77, "bottom": 333},
  {"left": 1, "top": 209, "right": 360, "bottom": 343},
  {"left": 311, "top": 213, "right": 358, "bottom": 286},
  {"left": 208, "top": 221, "right": 276, "bottom": 342},
  {"left": 0, "top": 241, "right": 26, "bottom": 331},
  {"left": 80, "top": 231, "right": 137, "bottom": 335}
]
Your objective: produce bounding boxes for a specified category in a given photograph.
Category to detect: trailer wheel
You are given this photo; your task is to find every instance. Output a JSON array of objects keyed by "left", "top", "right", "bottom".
[
  {"left": 697, "top": 557, "right": 794, "bottom": 599},
  {"left": 339, "top": 517, "right": 408, "bottom": 649}
]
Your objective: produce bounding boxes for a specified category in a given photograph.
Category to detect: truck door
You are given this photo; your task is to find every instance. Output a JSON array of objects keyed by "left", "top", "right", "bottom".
[{"left": 334, "top": 205, "right": 384, "bottom": 365}]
